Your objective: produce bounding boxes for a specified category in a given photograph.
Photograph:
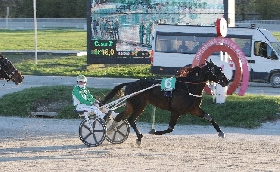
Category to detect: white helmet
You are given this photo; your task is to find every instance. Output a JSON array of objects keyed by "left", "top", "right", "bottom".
[{"left": 77, "top": 75, "right": 87, "bottom": 83}]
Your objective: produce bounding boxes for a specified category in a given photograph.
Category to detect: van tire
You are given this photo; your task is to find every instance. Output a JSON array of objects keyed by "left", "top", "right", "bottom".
[{"left": 270, "top": 73, "right": 280, "bottom": 88}]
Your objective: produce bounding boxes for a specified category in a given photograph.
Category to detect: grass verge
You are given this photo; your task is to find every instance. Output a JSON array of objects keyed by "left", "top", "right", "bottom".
[
  {"left": 0, "top": 29, "right": 86, "bottom": 50},
  {"left": 0, "top": 85, "right": 279, "bottom": 128},
  {"left": 4, "top": 54, "right": 155, "bottom": 78}
]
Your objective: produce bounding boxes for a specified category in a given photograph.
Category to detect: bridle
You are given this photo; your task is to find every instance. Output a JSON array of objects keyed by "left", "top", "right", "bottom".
[
  {"left": 174, "top": 67, "right": 208, "bottom": 97},
  {"left": 204, "top": 64, "right": 227, "bottom": 86}
]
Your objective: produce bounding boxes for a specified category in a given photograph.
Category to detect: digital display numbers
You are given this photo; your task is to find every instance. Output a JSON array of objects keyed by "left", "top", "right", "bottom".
[
  {"left": 92, "top": 48, "right": 115, "bottom": 56},
  {"left": 117, "top": 51, "right": 150, "bottom": 57},
  {"left": 91, "top": 40, "right": 150, "bottom": 58},
  {"left": 91, "top": 40, "right": 117, "bottom": 57}
]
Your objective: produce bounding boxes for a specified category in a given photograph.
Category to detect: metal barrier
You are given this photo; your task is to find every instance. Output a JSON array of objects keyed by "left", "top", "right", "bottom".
[
  {"left": 0, "top": 18, "right": 86, "bottom": 30},
  {"left": 1, "top": 18, "right": 280, "bottom": 31},
  {"left": 236, "top": 20, "right": 280, "bottom": 32}
]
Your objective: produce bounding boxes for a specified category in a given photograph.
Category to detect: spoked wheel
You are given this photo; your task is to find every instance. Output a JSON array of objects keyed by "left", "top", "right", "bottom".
[
  {"left": 105, "top": 118, "right": 130, "bottom": 144},
  {"left": 79, "top": 117, "right": 106, "bottom": 147}
]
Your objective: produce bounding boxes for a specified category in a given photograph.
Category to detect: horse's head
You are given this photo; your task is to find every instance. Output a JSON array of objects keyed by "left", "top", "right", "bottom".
[
  {"left": 10, "top": 70, "right": 24, "bottom": 85},
  {"left": 0, "top": 55, "right": 24, "bottom": 85},
  {"left": 203, "top": 60, "right": 229, "bottom": 87}
]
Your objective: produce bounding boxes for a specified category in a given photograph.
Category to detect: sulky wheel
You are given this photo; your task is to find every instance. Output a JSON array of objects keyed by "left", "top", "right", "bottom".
[
  {"left": 79, "top": 117, "right": 106, "bottom": 147},
  {"left": 105, "top": 118, "right": 130, "bottom": 144}
]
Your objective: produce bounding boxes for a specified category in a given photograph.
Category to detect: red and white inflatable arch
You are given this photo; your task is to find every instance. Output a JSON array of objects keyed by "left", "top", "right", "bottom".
[{"left": 192, "top": 18, "right": 249, "bottom": 96}]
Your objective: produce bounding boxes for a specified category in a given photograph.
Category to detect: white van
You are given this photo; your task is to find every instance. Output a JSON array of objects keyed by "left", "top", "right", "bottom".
[{"left": 150, "top": 24, "right": 280, "bottom": 87}]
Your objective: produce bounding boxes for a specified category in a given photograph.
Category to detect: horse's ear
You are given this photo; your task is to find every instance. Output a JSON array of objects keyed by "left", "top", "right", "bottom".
[{"left": 209, "top": 59, "right": 213, "bottom": 63}]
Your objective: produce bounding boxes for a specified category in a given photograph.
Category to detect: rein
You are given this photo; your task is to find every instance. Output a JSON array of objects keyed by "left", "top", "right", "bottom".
[{"left": 101, "top": 83, "right": 161, "bottom": 110}]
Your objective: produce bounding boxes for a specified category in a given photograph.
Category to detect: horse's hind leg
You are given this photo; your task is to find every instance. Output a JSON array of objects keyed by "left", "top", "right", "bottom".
[
  {"left": 107, "top": 103, "right": 133, "bottom": 135},
  {"left": 191, "top": 108, "right": 225, "bottom": 138},
  {"left": 110, "top": 99, "right": 146, "bottom": 144},
  {"left": 125, "top": 99, "right": 147, "bottom": 144},
  {"left": 127, "top": 115, "right": 143, "bottom": 145},
  {"left": 154, "top": 112, "right": 180, "bottom": 135}
]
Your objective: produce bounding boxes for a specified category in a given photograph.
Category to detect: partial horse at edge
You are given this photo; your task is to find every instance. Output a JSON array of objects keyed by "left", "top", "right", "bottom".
[{"left": 0, "top": 54, "right": 24, "bottom": 85}]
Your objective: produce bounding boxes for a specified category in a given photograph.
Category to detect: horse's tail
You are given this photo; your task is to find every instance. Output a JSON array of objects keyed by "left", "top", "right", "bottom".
[{"left": 101, "top": 82, "right": 131, "bottom": 104}]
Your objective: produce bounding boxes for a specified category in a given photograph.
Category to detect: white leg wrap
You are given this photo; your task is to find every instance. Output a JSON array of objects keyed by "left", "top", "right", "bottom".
[
  {"left": 110, "top": 111, "right": 119, "bottom": 118},
  {"left": 203, "top": 114, "right": 213, "bottom": 122}
]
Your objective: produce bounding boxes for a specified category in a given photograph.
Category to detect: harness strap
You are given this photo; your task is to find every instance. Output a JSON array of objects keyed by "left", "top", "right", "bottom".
[
  {"left": 184, "top": 81, "right": 207, "bottom": 84},
  {"left": 188, "top": 93, "right": 202, "bottom": 97},
  {"left": 177, "top": 81, "right": 203, "bottom": 98},
  {"left": 176, "top": 88, "right": 203, "bottom": 97}
]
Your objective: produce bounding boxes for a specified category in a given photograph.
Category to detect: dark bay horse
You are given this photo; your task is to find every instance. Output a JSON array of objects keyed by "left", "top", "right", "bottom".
[
  {"left": 102, "top": 60, "right": 229, "bottom": 144},
  {"left": 0, "top": 54, "right": 24, "bottom": 85}
]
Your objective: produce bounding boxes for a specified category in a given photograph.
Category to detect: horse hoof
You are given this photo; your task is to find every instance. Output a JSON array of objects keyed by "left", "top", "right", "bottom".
[
  {"left": 106, "top": 121, "right": 118, "bottom": 135},
  {"left": 148, "top": 129, "right": 156, "bottom": 134},
  {"left": 136, "top": 139, "right": 141, "bottom": 146},
  {"left": 154, "top": 131, "right": 163, "bottom": 135},
  {"left": 218, "top": 131, "right": 225, "bottom": 138}
]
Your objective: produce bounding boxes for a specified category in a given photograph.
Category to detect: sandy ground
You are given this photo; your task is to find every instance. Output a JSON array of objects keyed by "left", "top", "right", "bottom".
[
  {"left": 1, "top": 116, "right": 280, "bottom": 171},
  {"left": 1, "top": 77, "right": 280, "bottom": 171}
]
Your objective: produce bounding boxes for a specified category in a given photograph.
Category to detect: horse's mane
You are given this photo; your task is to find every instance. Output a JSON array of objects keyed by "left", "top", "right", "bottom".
[{"left": 175, "top": 65, "right": 200, "bottom": 77}]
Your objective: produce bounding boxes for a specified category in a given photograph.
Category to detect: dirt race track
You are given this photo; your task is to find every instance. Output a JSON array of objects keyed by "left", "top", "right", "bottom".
[{"left": 1, "top": 116, "right": 280, "bottom": 171}]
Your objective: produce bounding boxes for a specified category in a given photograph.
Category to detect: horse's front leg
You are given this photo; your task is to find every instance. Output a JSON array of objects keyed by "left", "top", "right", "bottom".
[
  {"left": 203, "top": 113, "right": 225, "bottom": 138},
  {"left": 191, "top": 108, "right": 225, "bottom": 138},
  {"left": 152, "top": 112, "right": 180, "bottom": 135}
]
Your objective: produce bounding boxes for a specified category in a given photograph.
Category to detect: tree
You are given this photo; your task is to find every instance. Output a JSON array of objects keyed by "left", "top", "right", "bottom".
[
  {"left": 255, "top": 0, "right": 280, "bottom": 20},
  {"left": 1, "top": 0, "right": 87, "bottom": 18},
  {"left": 235, "top": 0, "right": 257, "bottom": 20},
  {"left": 0, "top": 0, "right": 23, "bottom": 18}
]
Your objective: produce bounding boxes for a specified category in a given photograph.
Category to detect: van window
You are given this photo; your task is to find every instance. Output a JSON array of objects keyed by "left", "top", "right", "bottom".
[
  {"left": 254, "top": 41, "right": 267, "bottom": 57},
  {"left": 233, "top": 38, "right": 251, "bottom": 56},
  {"left": 271, "top": 42, "right": 280, "bottom": 56},
  {"left": 254, "top": 41, "right": 278, "bottom": 60},
  {"left": 155, "top": 32, "right": 252, "bottom": 56},
  {"left": 155, "top": 34, "right": 215, "bottom": 54}
]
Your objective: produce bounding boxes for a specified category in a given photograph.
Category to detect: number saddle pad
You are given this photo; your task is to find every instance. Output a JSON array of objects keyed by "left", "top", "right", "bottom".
[{"left": 161, "top": 78, "right": 176, "bottom": 91}]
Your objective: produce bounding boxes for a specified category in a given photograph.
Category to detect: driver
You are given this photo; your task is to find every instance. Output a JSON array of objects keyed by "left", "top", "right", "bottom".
[{"left": 72, "top": 75, "right": 118, "bottom": 120}]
